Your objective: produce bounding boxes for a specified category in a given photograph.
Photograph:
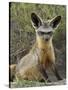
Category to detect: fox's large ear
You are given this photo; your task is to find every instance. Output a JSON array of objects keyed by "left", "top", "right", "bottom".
[
  {"left": 31, "top": 12, "right": 42, "bottom": 29},
  {"left": 50, "top": 16, "right": 61, "bottom": 29}
]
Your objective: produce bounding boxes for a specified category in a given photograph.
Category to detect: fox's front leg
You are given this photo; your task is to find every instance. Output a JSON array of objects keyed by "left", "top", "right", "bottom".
[
  {"left": 51, "top": 64, "right": 62, "bottom": 80},
  {"left": 38, "top": 63, "right": 51, "bottom": 82}
]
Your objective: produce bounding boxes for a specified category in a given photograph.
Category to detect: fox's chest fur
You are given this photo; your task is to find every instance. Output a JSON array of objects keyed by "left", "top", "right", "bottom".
[
  {"left": 37, "top": 47, "right": 55, "bottom": 68},
  {"left": 36, "top": 36, "right": 55, "bottom": 68},
  {"left": 37, "top": 47, "right": 55, "bottom": 69}
]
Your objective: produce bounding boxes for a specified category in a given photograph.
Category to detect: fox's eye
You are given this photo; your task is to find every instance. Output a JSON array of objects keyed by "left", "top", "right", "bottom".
[
  {"left": 38, "top": 31, "right": 53, "bottom": 36},
  {"left": 40, "top": 32, "right": 45, "bottom": 35},
  {"left": 38, "top": 31, "right": 45, "bottom": 35},
  {"left": 47, "top": 31, "right": 53, "bottom": 35}
]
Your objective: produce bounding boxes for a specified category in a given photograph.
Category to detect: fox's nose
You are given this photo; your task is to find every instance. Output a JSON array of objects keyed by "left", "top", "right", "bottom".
[{"left": 45, "top": 38, "right": 49, "bottom": 41}]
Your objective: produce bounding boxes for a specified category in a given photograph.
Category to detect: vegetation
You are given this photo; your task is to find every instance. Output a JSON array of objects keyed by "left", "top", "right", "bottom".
[{"left": 10, "top": 79, "right": 66, "bottom": 88}]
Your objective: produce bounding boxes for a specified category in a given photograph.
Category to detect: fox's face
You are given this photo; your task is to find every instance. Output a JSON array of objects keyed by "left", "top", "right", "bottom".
[{"left": 31, "top": 13, "right": 61, "bottom": 42}]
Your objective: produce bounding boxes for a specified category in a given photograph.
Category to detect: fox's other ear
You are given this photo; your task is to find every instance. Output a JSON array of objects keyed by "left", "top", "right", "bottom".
[
  {"left": 50, "top": 16, "right": 61, "bottom": 29},
  {"left": 31, "top": 12, "right": 42, "bottom": 29}
]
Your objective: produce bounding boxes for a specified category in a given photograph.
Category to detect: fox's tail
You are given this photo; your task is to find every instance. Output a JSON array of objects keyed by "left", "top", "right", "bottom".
[{"left": 9, "top": 64, "right": 16, "bottom": 82}]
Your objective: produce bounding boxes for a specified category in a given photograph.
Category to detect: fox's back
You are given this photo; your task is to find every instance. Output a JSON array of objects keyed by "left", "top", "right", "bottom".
[{"left": 16, "top": 50, "right": 44, "bottom": 80}]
